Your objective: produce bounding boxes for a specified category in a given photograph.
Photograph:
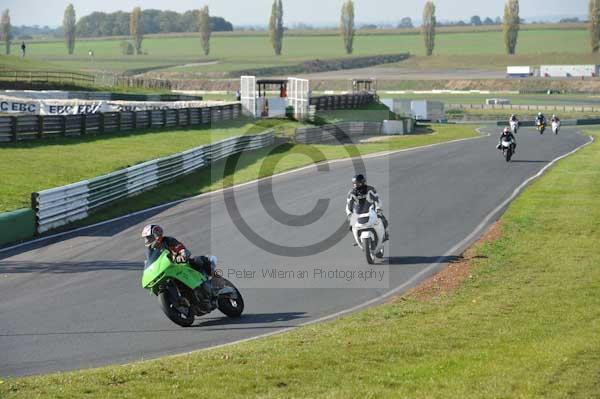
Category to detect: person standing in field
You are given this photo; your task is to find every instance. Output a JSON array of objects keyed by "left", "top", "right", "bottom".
[{"left": 20, "top": 42, "right": 26, "bottom": 58}]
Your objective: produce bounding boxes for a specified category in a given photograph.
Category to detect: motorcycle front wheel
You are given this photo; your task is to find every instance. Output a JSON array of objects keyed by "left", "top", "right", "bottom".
[
  {"left": 363, "top": 237, "right": 375, "bottom": 264},
  {"left": 505, "top": 147, "right": 512, "bottom": 162},
  {"left": 159, "top": 288, "right": 195, "bottom": 327}
]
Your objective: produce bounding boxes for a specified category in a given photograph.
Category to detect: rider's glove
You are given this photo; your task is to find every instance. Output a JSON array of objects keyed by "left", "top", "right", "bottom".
[
  {"left": 175, "top": 249, "right": 190, "bottom": 263},
  {"left": 376, "top": 208, "right": 383, "bottom": 216}
]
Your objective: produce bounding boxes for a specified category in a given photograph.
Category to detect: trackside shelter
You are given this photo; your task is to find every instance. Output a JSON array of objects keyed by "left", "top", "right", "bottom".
[{"left": 240, "top": 76, "right": 309, "bottom": 119}]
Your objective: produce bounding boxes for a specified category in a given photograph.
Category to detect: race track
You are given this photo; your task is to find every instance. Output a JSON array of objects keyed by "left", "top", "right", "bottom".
[{"left": 0, "top": 127, "right": 590, "bottom": 377}]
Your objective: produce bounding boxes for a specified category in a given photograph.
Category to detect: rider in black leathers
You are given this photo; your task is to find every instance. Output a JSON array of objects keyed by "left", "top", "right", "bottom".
[
  {"left": 346, "top": 174, "right": 389, "bottom": 242},
  {"left": 496, "top": 127, "right": 516, "bottom": 152}
]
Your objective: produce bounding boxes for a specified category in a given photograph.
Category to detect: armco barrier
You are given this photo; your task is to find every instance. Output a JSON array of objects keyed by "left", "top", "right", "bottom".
[
  {"left": 309, "top": 94, "right": 376, "bottom": 111},
  {"left": 0, "top": 208, "right": 36, "bottom": 246},
  {"left": 0, "top": 103, "right": 241, "bottom": 143},
  {"left": 295, "top": 120, "right": 414, "bottom": 144},
  {"left": 32, "top": 131, "right": 274, "bottom": 234}
]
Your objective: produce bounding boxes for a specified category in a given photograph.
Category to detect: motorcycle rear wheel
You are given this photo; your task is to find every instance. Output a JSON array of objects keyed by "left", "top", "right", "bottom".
[{"left": 216, "top": 278, "right": 245, "bottom": 318}]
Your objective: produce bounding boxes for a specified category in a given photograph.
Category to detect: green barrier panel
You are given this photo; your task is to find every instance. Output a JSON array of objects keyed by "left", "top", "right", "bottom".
[{"left": 0, "top": 208, "right": 36, "bottom": 247}]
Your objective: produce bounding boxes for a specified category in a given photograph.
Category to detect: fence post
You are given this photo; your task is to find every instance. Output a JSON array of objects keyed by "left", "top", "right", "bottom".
[
  {"left": 132, "top": 111, "right": 137, "bottom": 129},
  {"left": 162, "top": 109, "right": 167, "bottom": 127},
  {"left": 175, "top": 108, "right": 180, "bottom": 127},
  {"left": 99, "top": 113, "right": 105, "bottom": 134},
  {"left": 116, "top": 111, "right": 122, "bottom": 131},
  {"left": 61, "top": 115, "right": 67, "bottom": 136},
  {"left": 38, "top": 115, "right": 44, "bottom": 139},
  {"left": 81, "top": 113, "right": 87, "bottom": 135},
  {"left": 10, "top": 116, "right": 17, "bottom": 142}
]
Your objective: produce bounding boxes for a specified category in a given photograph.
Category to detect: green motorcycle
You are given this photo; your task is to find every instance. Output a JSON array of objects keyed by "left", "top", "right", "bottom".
[{"left": 142, "top": 250, "right": 244, "bottom": 327}]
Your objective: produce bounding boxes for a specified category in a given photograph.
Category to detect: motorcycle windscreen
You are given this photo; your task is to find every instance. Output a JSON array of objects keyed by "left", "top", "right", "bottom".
[
  {"left": 142, "top": 250, "right": 172, "bottom": 288},
  {"left": 142, "top": 250, "right": 207, "bottom": 290}
]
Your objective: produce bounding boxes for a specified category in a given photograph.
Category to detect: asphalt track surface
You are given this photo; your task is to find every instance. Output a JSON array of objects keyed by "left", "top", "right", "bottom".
[{"left": 0, "top": 127, "right": 590, "bottom": 377}]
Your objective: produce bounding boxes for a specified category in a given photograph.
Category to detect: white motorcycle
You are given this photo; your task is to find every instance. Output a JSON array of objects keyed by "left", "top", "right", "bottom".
[
  {"left": 510, "top": 120, "right": 519, "bottom": 135},
  {"left": 500, "top": 138, "right": 515, "bottom": 162},
  {"left": 552, "top": 121, "right": 560, "bottom": 135},
  {"left": 349, "top": 205, "right": 386, "bottom": 264}
]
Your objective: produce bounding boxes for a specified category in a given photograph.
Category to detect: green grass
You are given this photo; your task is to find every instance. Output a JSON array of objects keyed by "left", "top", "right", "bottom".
[
  {"left": 0, "top": 118, "right": 294, "bottom": 212},
  {"left": 19, "top": 28, "right": 596, "bottom": 75},
  {"left": 0, "top": 54, "right": 69, "bottom": 71},
  {"left": 68, "top": 124, "right": 478, "bottom": 227},
  {"left": 2, "top": 130, "right": 598, "bottom": 398}
]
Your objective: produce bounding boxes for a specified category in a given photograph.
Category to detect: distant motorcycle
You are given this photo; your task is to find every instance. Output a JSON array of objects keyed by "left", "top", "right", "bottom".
[
  {"left": 510, "top": 120, "right": 519, "bottom": 135},
  {"left": 552, "top": 121, "right": 560, "bottom": 135},
  {"left": 500, "top": 138, "right": 515, "bottom": 162},
  {"left": 142, "top": 250, "right": 244, "bottom": 327},
  {"left": 537, "top": 122, "right": 546, "bottom": 135},
  {"left": 349, "top": 204, "right": 386, "bottom": 264}
]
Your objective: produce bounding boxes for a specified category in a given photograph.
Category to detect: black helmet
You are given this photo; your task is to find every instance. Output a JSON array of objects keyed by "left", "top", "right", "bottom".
[{"left": 352, "top": 174, "right": 366, "bottom": 190}]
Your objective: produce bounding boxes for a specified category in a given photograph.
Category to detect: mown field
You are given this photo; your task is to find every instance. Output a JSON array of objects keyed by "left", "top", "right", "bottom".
[
  {"left": 2, "top": 129, "right": 598, "bottom": 399},
  {"left": 14, "top": 28, "right": 597, "bottom": 75}
]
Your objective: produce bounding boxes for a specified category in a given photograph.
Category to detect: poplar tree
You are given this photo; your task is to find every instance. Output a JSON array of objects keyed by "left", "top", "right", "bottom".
[
  {"left": 63, "top": 4, "right": 76, "bottom": 55},
  {"left": 198, "top": 6, "right": 212, "bottom": 55},
  {"left": 422, "top": 2, "right": 436, "bottom": 56},
  {"left": 590, "top": 0, "right": 600, "bottom": 52},
  {"left": 130, "top": 7, "right": 143, "bottom": 55},
  {"left": 503, "top": 0, "right": 520, "bottom": 54},
  {"left": 1, "top": 10, "right": 10, "bottom": 55},
  {"left": 340, "top": 0, "right": 355, "bottom": 54},
  {"left": 269, "top": 0, "right": 284, "bottom": 55}
]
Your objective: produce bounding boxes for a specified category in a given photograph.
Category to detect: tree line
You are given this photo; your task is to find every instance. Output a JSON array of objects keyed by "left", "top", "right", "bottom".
[
  {"left": 76, "top": 9, "right": 232, "bottom": 38},
  {"left": 0, "top": 2, "right": 599, "bottom": 58}
]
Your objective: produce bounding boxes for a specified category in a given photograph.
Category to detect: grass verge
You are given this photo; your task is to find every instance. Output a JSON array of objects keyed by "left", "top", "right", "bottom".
[
  {"left": 1, "top": 130, "right": 597, "bottom": 397},
  {"left": 0, "top": 118, "right": 304, "bottom": 212}
]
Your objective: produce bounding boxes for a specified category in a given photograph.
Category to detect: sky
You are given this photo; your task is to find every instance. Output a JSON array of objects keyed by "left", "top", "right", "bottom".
[{"left": 1, "top": 0, "right": 588, "bottom": 27}]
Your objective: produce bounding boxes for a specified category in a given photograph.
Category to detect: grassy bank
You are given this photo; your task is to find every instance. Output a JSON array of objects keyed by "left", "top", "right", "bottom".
[
  {"left": 1, "top": 130, "right": 597, "bottom": 398},
  {"left": 0, "top": 118, "right": 298, "bottom": 212}
]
